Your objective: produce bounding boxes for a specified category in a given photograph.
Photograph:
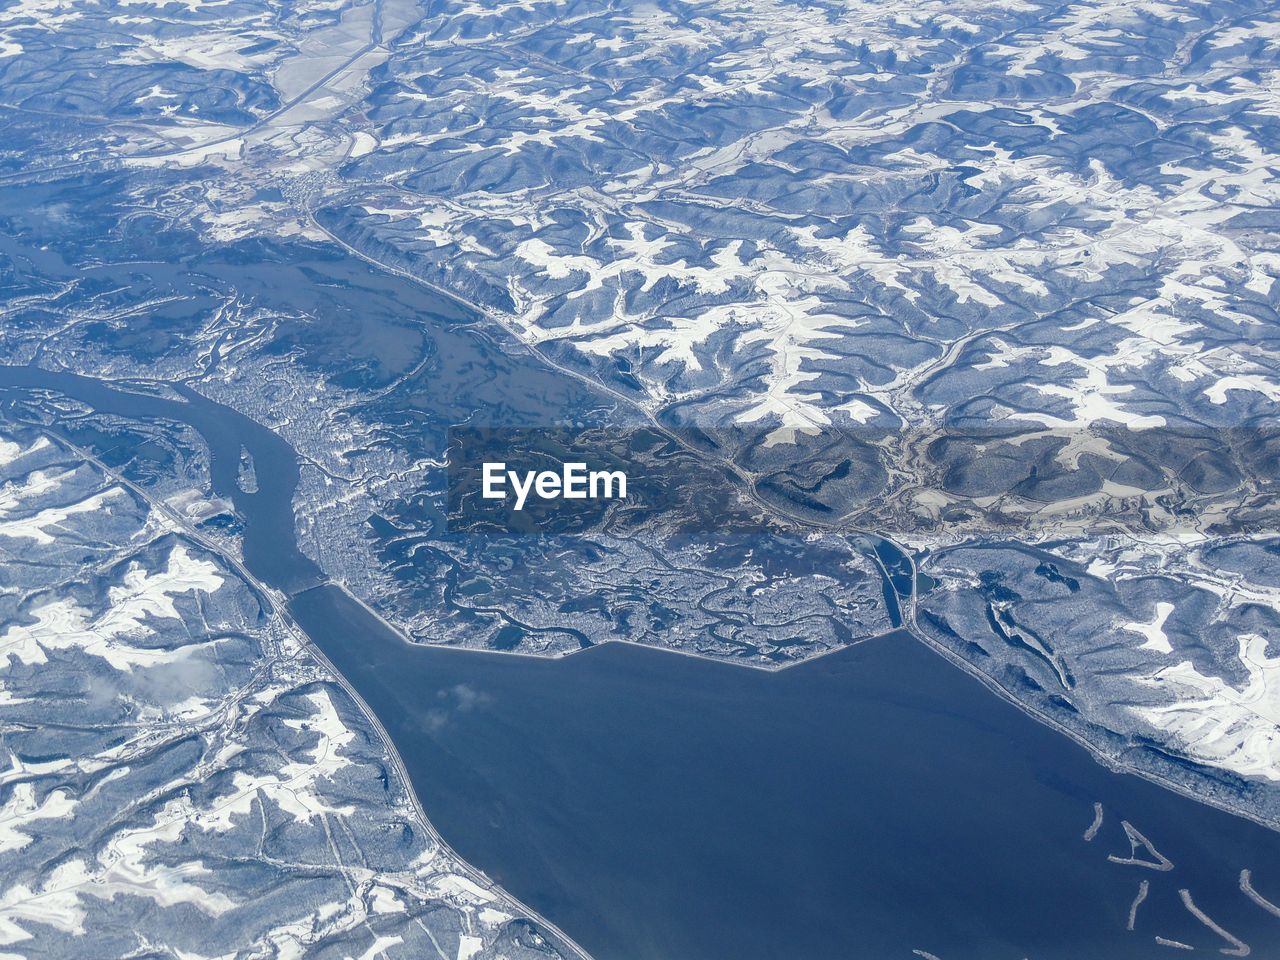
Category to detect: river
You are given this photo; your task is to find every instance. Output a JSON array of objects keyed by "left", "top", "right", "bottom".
[{"left": 2, "top": 363, "right": 1280, "bottom": 960}]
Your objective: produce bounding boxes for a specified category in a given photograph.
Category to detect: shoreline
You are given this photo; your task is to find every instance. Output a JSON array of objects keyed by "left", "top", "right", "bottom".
[
  {"left": 314, "top": 578, "right": 1280, "bottom": 839},
  {"left": 276, "top": 595, "right": 596, "bottom": 960}
]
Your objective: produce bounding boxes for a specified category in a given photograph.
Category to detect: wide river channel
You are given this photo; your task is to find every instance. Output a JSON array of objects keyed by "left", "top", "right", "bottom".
[{"left": 2, "top": 363, "right": 1280, "bottom": 960}]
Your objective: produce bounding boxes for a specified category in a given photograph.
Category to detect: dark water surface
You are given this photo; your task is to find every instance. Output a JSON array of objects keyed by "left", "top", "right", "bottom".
[
  {"left": 296, "top": 586, "right": 1280, "bottom": 960},
  {"left": 4, "top": 363, "right": 1280, "bottom": 960}
]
